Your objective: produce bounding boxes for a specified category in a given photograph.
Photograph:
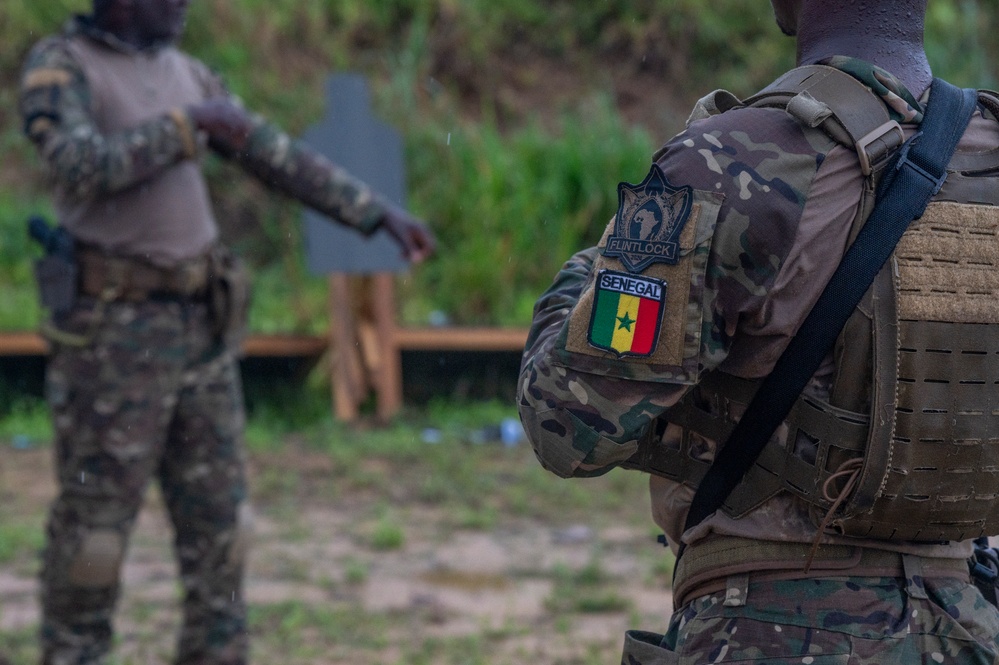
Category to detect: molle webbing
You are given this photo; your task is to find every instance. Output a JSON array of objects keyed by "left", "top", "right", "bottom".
[
  {"left": 895, "top": 202, "right": 999, "bottom": 323},
  {"left": 639, "top": 371, "right": 870, "bottom": 518},
  {"left": 638, "top": 79, "right": 999, "bottom": 544},
  {"left": 650, "top": 205, "right": 999, "bottom": 542},
  {"left": 842, "top": 321, "right": 999, "bottom": 541},
  {"left": 844, "top": 200, "right": 999, "bottom": 541}
]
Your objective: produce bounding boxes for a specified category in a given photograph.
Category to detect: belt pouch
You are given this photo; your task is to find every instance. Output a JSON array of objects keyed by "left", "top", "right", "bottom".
[{"left": 207, "top": 246, "right": 251, "bottom": 348}]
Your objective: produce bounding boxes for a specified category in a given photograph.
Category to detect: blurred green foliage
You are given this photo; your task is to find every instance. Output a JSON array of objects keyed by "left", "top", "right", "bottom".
[
  {"left": 403, "top": 97, "right": 652, "bottom": 325},
  {"left": 0, "top": 1, "right": 997, "bottom": 330}
]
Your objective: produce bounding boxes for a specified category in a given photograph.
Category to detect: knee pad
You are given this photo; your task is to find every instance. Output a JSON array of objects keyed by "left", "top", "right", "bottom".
[{"left": 68, "top": 529, "right": 125, "bottom": 588}]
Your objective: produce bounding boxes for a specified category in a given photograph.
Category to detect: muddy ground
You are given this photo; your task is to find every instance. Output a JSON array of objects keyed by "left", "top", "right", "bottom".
[{"left": 0, "top": 438, "right": 675, "bottom": 665}]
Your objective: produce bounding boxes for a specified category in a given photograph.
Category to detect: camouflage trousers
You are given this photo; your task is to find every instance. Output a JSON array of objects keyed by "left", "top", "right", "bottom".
[
  {"left": 41, "top": 298, "right": 251, "bottom": 665},
  {"left": 622, "top": 569, "right": 999, "bottom": 664}
]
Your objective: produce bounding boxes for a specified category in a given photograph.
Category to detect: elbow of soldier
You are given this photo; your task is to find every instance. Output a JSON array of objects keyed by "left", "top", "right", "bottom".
[{"left": 518, "top": 404, "right": 601, "bottom": 479}]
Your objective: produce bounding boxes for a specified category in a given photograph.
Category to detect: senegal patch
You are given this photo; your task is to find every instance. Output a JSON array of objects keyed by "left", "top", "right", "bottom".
[
  {"left": 604, "top": 164, "right": 693, "bottom": 272},
  {"left": 587, "top": 270, "right": 666, "bottom": 357}
]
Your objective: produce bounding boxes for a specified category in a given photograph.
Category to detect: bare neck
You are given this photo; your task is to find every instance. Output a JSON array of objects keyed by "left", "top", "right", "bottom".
[{"left": 795, "top": 4, "right": 932, "bottom": 97}]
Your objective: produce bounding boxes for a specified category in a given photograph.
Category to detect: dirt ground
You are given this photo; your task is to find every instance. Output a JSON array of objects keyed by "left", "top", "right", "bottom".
[{"left": 0, "top": 440, "right": 675, "bottom": 665}]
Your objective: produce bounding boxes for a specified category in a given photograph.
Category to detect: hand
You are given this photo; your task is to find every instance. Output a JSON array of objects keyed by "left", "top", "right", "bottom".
[
  {"left": 187, "top": 99, "right": 254, "bottom": 153},
  {"left": 381, "top": 204, "right": 436, "bottom": 264}
]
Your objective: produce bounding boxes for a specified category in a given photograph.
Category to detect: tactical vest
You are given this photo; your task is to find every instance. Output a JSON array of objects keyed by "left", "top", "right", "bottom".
[{"left": 635, "top": 66, "right": 999, "bottom": 543}]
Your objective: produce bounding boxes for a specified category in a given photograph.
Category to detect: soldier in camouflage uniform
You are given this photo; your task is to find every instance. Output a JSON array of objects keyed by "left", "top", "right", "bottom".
[
  {"left": 519, "top": 0, "right": 999, "bottom": 662},
  {"left": 19, "top": 1, "right": 435, "bottom": 663}
]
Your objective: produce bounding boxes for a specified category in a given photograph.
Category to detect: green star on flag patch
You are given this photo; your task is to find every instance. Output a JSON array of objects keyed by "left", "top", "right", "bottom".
[{"left": 588, "top": 270, "right": 666, "bottom": 357}]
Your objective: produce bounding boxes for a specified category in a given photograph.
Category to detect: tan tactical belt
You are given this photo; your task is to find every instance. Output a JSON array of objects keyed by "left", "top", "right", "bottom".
[
  {"left": 672, "top": 535, "right": 970, "bottom": 610},
  {"left": 77, "top": 246, "right": 210, "bottom": 302}
]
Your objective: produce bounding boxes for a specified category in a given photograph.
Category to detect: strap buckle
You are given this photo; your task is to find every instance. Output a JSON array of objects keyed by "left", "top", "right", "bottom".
[
  {"left": 855, "top": 119, "right": 904, "bottom": 176},
  {"left": 894, "top": 130, "right": 948, "bottom": 196}
]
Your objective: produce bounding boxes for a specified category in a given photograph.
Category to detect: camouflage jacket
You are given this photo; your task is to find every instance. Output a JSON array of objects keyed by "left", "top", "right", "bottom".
[
  {"left": 517, "top": 59, "right": 941, "bottom": 536},
  {"left": 19, "top": 15, "right": 387, "bottom": 261}
]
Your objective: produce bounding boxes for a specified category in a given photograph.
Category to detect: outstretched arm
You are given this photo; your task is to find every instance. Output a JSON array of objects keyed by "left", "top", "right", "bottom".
[{"left": 187, "top": 98, "right": 435, "bottom": 262}]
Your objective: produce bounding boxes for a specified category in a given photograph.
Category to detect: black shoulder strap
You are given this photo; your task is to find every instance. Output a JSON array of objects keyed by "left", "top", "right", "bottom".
[{"left": 679, "top": 78, "right": 980, "bottom": 550}]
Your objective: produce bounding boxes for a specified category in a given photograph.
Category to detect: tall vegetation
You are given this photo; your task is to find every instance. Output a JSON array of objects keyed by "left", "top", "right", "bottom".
[{"left": 1, "top": 1, "right": 997, "bottom": 329}]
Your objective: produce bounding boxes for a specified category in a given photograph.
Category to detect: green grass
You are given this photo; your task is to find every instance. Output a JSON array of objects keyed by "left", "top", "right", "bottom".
[
  {"left": 368, "top": 510, "right": 406, "bottom": 551},
  {"left": 401, "top": 95, "right": 653, "bottom": 325},
  {"left": 0, "top": 398, "right": 52, "bottom": 443},
  {"left": 0, "top": 522, "right": 44, "bottom": 565},
  {"left": 0, "top": 191, "right": 50, "bottom": 333},
  {"left": 401, "top": 635, "right": 493, "bottom": 665},
  {"left": 546, "top": 558, "right": 634, "bottom": 615},
  {"left": 342, "top": 556, "right": 369, "bottom": 585},
  {"left": 242, "top": 391, "right": 648, "bottom": 530},
  {"left": 0, "top": 626, "right": 37, "bottom": 665},
  {"left": 249, "top": 601, "right": 392, "bottom": 655},
  {"left": 0, "top": 389, "right": 646, "bottom": 528}
]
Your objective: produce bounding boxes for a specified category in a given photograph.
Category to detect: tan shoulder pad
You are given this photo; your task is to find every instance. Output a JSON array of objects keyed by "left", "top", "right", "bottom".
[{"left": 553, "top": 164, "right": 723, "bottom": 385}]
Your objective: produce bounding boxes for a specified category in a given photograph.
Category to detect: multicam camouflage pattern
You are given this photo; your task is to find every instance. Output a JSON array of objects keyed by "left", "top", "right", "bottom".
[
  {"left": 520, "top": 101, "right": 834, "bottom": 478},
  {"left": 19, "top": 16, "right": 386, "bottom": 233},
  {"left": 821, "top": 56, "right": 925, "bottom": 123},
  {"left": 41, "top": 299, "right": 250, "bottom": 665},
  {"left": 622, "top": 573, "right": 999, "bottom": 664},
  {"left": 518, "top": 57, "right": 928, "bottom": 481},
  {"left": 520, "top": 246, "right": 687, "bottom": 478}
]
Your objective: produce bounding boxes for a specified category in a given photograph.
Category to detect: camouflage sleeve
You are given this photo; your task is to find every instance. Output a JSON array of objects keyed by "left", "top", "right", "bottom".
[
  {"left": 518, "top": 246, "right": 688, "bottom": 478},
  {"left": 18, "top": 37, "right": 198, "bottom": 201},
  {"left": 222, "top": 116, "right": 387, "bottom": 234},
  {"left": 520, "top": 106, "right": 832, "bottom": 480}
]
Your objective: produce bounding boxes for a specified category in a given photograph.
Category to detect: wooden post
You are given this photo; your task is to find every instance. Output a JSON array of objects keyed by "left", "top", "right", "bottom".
[
  {"left": 371, "top": 272, "right": 402, "bottom": 421},
  {"left": 327, "top": 272, "right": 403, "bottom": 423},
  {"left": 329, "top": 273, "right": 363, "bottom": 422}
]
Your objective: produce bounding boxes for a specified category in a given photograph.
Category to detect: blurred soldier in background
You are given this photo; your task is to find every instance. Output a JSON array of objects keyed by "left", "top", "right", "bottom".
[
  {"left": 18, "top": 0, "right": 435, "bottom": 662},
  {"left": 520, "top": 0, "right": 999, "bottom": 662}
]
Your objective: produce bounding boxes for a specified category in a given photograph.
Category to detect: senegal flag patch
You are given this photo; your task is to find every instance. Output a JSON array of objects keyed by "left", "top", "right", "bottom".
[{"left": 588, "top": 270, "right": 666, "bottom": 357}]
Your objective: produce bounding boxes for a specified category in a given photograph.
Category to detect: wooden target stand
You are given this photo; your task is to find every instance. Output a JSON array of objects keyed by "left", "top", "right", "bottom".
[{"left": 328, "top": 272, "right": 402, "bottom": 422}]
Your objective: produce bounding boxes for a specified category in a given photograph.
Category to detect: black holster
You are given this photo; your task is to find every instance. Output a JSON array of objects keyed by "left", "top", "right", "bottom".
[
  {"left": 34, "top": 254, "right": 78, "bottom": 317},
  {"left": 29, "top": 218, "right": 78, "bottom": 319}
]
